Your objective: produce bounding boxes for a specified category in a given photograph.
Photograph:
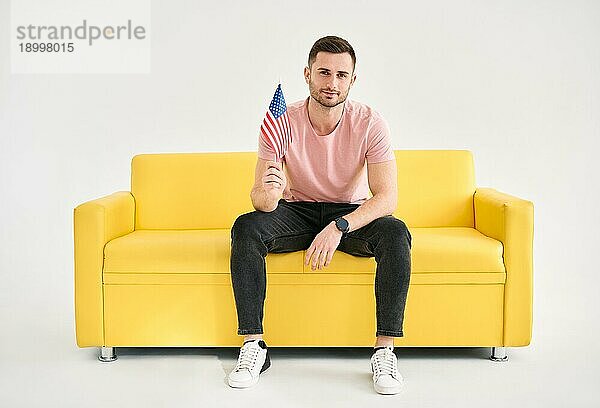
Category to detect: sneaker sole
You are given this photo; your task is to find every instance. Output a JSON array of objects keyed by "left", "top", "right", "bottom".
[
  {"left": 371, "top": 362, "right": 404, "bottom": 395},
  {"left": 228, "top": 351, "right": 271, "bottom": 389},
  {"left": 374, "top": 381, "right": 404, "bottom": 395}
]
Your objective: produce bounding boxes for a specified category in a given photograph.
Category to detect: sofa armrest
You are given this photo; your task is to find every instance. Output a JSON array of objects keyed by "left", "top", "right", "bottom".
[
  {"left": 73, "top": 191, "right": 135, "bottom": 347},
  {"left": 474, "top": 187, "right": 534, "bottom": 346}
]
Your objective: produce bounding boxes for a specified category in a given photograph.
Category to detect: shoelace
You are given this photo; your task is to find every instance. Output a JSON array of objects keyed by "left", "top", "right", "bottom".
[
  {"left": 234, "top": 343, "right": 261, "bottom": 372},
  {"left": 372, "top": 349, "right": 398, "bottom": 379}
]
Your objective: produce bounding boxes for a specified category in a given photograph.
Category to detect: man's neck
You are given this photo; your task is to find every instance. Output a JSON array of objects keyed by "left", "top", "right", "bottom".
[{"left": 307, "top": 97, "right": 345, "bottom": 136}]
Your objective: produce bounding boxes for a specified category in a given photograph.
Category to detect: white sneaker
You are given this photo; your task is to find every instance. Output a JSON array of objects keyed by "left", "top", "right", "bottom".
[
  {"left": 371, "top": 346, "right": 404, "bottom": 394},
  {"left": 227, "top": 339, "right": 271, "bottom": 388}
]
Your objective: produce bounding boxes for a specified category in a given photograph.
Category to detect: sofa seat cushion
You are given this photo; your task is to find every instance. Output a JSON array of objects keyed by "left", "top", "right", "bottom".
[
  {"left": 103, "top": 228, "right": 505, "bottom": 284},
  {"left": 103, "top": 229, "right": 304, "bottom": 274},
  {"left": 328, "top": 227, "right": 505, "bottom": 274}
]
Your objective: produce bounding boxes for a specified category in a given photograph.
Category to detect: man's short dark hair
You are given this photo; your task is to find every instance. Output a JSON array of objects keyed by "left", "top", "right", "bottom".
[{"left": 308, "top": 35, "right": 356, "bottom": 73}]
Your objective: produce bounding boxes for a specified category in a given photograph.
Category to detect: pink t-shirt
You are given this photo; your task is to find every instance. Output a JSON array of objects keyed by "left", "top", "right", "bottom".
[{"left": 257, "top": 96, "right": 395, "bottom": 205}]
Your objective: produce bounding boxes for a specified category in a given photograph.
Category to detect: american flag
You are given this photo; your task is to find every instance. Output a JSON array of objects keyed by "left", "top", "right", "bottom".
[{"left": 260, "top": 83, "right": 292, "bottom": 162}]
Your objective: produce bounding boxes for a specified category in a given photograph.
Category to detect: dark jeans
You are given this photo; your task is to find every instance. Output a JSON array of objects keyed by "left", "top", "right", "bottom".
[{"left": 230, "top": 198, "right": 412, "bottom": 338}]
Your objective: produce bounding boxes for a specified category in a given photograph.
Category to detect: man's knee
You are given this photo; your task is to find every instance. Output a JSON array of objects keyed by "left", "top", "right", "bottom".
[
  {"left": 231, "top": 212, "right": 262, "bottom": 240},
  {"left": 378, "top": 216, "right": 412, "bottom": 250}
]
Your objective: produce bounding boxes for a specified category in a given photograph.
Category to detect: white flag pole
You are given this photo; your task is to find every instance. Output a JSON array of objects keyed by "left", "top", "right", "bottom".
[{"left": 276, "top": 75, "right": 282, "bottom": 164}]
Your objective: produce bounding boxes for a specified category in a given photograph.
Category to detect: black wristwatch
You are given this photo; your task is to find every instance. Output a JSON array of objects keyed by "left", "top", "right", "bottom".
[{"left": 334, "top": 217, "right": 350, "bottom": 234}]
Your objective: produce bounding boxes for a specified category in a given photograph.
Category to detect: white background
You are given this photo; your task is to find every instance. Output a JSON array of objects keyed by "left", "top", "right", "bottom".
[{"left": 1, "top": 0, "right": 598, "bottom": 406}]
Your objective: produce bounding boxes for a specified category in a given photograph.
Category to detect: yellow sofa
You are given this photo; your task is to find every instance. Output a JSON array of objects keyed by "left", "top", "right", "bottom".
[{"left": 73, "top": 150, "right": 534, "bottom": 362}]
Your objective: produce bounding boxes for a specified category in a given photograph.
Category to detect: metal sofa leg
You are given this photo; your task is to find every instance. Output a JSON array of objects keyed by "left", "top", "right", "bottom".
[
  {"left": 99, "top": 346, "right": 117, "bottom": 362},
  {"left": 490, "top": 346, "right": 508, "bottom": 362}
]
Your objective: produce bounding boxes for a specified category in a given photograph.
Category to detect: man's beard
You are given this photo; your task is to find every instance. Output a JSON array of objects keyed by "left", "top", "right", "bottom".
[{"left": 308, "top": 81, "right": 349, "bottom": 108}]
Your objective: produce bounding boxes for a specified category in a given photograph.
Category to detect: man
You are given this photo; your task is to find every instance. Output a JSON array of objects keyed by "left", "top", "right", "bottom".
[{"left": 227, "top": 35, "right": 412, "bottom": 395}]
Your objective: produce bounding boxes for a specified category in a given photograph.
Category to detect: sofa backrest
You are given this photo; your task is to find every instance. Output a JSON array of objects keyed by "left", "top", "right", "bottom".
[
  {"left": 131, "top": 150, "right": 475, "bottom": 229},
  {"left": 395, "top": 150, "right": 475, "bottom": 227}
]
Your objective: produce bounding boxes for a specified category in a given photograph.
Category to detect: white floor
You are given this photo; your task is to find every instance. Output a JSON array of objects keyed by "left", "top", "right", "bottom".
[{"left": 1, "top": 302, "right": 598, "bottom": 407}]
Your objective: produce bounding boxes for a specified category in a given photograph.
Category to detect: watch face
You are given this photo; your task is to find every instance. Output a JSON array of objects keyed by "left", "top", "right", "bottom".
[{"left": 337, "top": 217, "right": 349, "bottom": 232}]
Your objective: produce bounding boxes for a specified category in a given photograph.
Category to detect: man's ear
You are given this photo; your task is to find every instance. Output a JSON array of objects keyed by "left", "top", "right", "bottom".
[{"left": 304, "top": 66, "right": 310, "bottom": 83}]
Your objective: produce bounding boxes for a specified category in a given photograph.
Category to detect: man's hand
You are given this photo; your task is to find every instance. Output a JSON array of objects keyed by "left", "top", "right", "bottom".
[
  {"left": 304, "top": 222, "right": 343, "bottom": 270},
  {"left": 262, "top": 161, "right": 287, "bottom": 201}
]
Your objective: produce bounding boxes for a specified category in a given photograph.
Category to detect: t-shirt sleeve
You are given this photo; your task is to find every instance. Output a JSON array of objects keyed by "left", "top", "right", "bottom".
[
  {"left": 257, "top": 129, "right": 276, "bottom": 161},
  {"left": 365, "top": 116, "right": 395, "bottom": 164}
]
